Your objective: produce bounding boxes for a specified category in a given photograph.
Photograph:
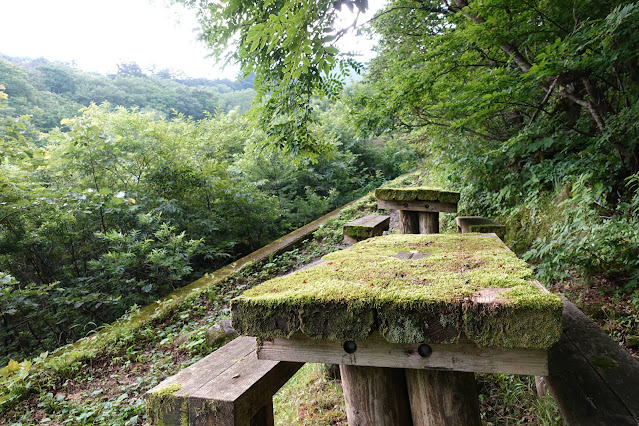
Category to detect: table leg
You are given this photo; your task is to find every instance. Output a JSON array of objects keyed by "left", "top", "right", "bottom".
[
  {"left": 340, "top": 365, "right": 413, "bottom": 425},
  {"left": 399, "top": 210, "right": 419, "bottom": 234},
  {"left": 418, "top": 212, "right": 439, "bottom": 234},
  {"left": 405, "top": 369, "right": 481, "bottom": 426}
]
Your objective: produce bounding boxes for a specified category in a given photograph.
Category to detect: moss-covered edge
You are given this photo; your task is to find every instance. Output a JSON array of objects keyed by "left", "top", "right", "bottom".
[
  {"left": 343, "top": 224, "right": 381, "bottom": 239},
  {"left": 468, "top": 224, "right": 506, "bottom": 239},
  {"left": 146, "top": 383, "right": 182, "bottom": 416}
]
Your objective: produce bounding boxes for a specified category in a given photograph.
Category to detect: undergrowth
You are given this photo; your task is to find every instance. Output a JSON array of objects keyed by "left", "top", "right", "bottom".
[
  {"left": 0, "top": 187, "right": 381, "bottom": 423},
  {"left": 1, "top": 172, "right": 567, "bottom": 424}
]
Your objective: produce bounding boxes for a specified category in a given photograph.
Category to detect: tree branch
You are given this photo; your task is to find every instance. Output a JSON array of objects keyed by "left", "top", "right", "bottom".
[{"left": 528, "top": 75, "right": 559, "bottom": 126}]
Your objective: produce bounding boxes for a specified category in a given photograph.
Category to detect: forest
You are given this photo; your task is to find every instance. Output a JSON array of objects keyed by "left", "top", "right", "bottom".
[
  {"left": 1, "top": 0, "right": 639, "bottom": 423},
  {"left": 0, "top": 56, "right": 420, "bottom": 363}
]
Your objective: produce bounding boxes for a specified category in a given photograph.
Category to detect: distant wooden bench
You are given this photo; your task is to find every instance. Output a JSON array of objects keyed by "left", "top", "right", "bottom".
[
  {"left": 545, "top": 300, "right": 639, "bottom": 425},
  {"left": 456, "top": 216, "right": 506, "bottom": 239},
  {"left": 342, "top": 214, "right": 390, "bottom": 244},
  {"left": 145, "top": 336, "right": 302, "bottom": 425}
]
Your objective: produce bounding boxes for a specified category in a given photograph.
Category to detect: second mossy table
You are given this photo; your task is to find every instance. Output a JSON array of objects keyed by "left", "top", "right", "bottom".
[
  {"left": 231, "top": 234, "right": 562, "bottom": 425},
  {"left": 375, "top": 187, "right": 461, "bottom": 234}
]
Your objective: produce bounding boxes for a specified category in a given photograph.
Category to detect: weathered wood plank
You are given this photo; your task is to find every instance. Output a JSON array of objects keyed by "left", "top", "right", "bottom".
[
  {"left": 456, "top": 216, "right": 506, "bottom": 239},
  {"left": 546, "top": 300, "right": 639, "bottom": 425},
  {"left": 406, "top": 369, "right": 481, "bottom": 426},
  {"left": 374, "top": 187, "right": 461, "bottom": 204},
  {"left": 257, "top": 332, "right": 548, "bottom": 376},
  {"left": 418, "top": 211, "right": 439, "bottom": 234},
  {"left": 145, "top": 336, "right": 302, "bottom": 425},
  {"left": 399, "top": 210, "right": 419, "bottom": 233},
  {"left": 378, "top": 199, "right": 458, "bottom": 213}
]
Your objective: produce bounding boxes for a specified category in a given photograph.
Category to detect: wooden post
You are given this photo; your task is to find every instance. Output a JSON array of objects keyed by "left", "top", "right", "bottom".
[
  {"left": 250, "top": 400, "right": 275, "bottom": 426},
  {"left": 340, "top": 365, "right": 413, "bottom": 426},
  {"left": 418, "top": 212, "right": 439, "bottom": 234},
  {"left": 336, "top": 208, "right": 420, "bottom": 424},
  {"left": 399, "top": 210, "right": 419, "bottom": 234},
  {"left": 406, "top": 370, "right": 481, "bottom": 426},
  {"left": 410, "top": 207, "right": 481, "bottom": 426}
]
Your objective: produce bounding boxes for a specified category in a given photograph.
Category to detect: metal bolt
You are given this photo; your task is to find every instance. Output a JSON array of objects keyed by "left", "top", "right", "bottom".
[
  {"left": 417, "top": 344, "right": 432, "bottom": 358},
  {"left": 343, "top": 340, "right": 357, "bottom": 354}
]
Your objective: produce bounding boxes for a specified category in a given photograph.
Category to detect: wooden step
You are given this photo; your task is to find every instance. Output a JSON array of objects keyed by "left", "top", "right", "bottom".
[{"left": 145, "top": 336, "right": 302, "bottom": 425}]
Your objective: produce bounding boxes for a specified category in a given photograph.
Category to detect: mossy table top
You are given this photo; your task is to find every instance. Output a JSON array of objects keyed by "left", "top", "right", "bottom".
[
  {"left": 374, "top": 187, "right": 461, "bottom": 204},
  {"left": 375, "top": 187, "right": 460, "bottom": 213},
  {"left": 231, "top": 234, "right": 562, "bottom": 350}
]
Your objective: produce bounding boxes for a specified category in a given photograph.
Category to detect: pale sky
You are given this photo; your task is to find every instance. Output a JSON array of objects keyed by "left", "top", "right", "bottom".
[{"left": 0, "top": 0, "right": 381, "bottom": 80}]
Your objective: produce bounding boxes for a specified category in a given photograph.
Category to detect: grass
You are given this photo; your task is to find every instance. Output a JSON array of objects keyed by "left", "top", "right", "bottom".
[{"left": 274, "top": 364, "right": 346, "bottom": 425}]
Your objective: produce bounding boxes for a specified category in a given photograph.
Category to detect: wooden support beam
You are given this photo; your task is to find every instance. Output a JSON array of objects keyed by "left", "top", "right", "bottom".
[
  {"left": 399, "top": 210, "right": 419, "bottom": 234},
  {"left": 406, "top": 370, "right": 481, "bottom": 426},
  {"left": 418, "top": 211, "right": 439, "bottom": 234},
  {"left": 340, "top": 365, "right": 413, "bottom": 425},
  {"left": 378, "top": 199, "right": 458, "bottom": 213},
  {"left": 257, "top": 332, "right": 549, "bottom": 376}
]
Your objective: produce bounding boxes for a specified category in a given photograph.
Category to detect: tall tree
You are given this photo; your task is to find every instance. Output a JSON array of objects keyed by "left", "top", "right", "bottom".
[
  {"left": 178, "top": 0, "right": 367, "bottom": 155},
  {"left": 181, "top": 0, "right": 639, "bottom": 176}
]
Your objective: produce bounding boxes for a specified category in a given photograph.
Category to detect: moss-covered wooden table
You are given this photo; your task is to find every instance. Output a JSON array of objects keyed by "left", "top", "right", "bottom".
[
  {"left": 231, "top": 234, "right": 562, "bottom": 425},
  {"left": 375, "top": 187, "right": 461, "bottom": 234}
]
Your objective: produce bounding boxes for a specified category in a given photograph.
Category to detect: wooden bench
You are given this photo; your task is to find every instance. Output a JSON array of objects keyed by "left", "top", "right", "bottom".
[
  {"left": 145, "top": 336, "right": 302, "bottom": 425},
  {"left": 456, "top": 216, "right": 506, "bottom": 240},
  {"left": 545, "top": 299, "right": 639, "bottom": 425},
  {"left": 342, "top": 214, "right": 390, "bottom": 244}
]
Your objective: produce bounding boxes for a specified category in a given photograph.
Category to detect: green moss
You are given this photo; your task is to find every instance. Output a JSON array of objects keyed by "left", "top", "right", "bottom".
[
  {"left": 181, "top": 398, "right": 189, "bottom": 426},
  {"left": 146, "top": 383, "right": 182, "bottom": 424},
  {"left": 591, "top": 357, "right": 618, "bottom": 369},
  {"left": 343, "top": 225, "right": 378, "bottom": 239},
  {"left": 231, "top": 234, "right": 562, "bottom": 348},
  {"left": 374, "top": 187, "right": 461, "bottom": 204}
]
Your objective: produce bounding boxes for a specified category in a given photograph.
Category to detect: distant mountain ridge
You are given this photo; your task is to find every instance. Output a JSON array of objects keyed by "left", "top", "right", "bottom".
[{"left": 0, "top": 55, "right": 255, "bottom": 131}]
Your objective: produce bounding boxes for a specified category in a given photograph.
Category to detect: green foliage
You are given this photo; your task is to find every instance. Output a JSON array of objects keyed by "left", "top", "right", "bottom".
[
  {"left": 0, "top": 95, "right": 419, "bottom": 364},
  {"left": 179, "top": 0, "right": 366, "bottom": 154},
  {"left": 526, "top": 173, "right": 639, "bottom": 290},
  {"left": 345, "top": 0, "right": 639, "bottom": 289},
  {"left": 0, "top": 352, "right": 47, "bottom": 410},
  {"left": 477, "top": 373, "right": 563, "bottom": 425}
]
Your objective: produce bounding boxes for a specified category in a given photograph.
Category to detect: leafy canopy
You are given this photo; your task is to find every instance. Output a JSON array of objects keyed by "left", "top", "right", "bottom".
[{"left": 178, "top": 0, "right": 367, "bottom": 155}]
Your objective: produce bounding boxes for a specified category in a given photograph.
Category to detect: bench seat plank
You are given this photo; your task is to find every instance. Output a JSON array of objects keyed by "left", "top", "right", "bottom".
[
  {"left": 145, "top": 336, "right": 302, "bottom": 425},
  {"left": 343, "top": 214, "right": 390, "bottom": 243},
  {"left": 546, "top": 301, "right": 639, "bottom": 425}
]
